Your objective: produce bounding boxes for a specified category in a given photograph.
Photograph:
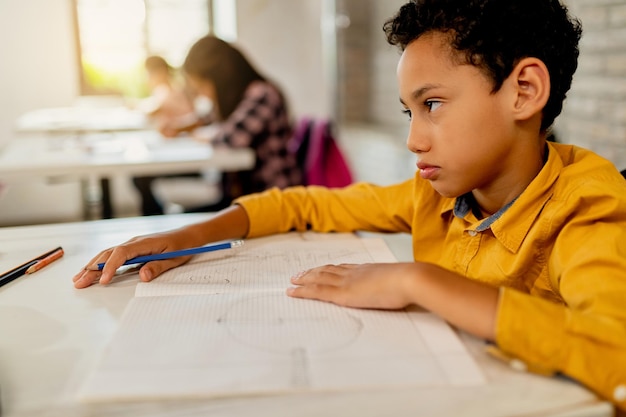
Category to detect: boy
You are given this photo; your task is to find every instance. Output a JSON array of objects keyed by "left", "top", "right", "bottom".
[{"left": 74, "top": 0, "right": 626, "bottom": 412}]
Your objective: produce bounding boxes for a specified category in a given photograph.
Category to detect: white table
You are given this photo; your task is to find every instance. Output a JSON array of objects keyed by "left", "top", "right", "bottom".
[
  {"left": 0, "top": 214, "right": 613, "bottom": 417},
  {"left": 0, "top": 131, "right": 255, "bottom": 219},
  {"left": 0, "top": 131, "right": 254, "bottom": 181},
  {"left": 14, "top": 106, "right": 151, "bottom": 135}
]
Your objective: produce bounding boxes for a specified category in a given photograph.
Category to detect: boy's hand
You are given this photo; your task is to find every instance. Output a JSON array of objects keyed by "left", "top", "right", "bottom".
[
  {"left": 72, "top": 206, "right": 250, "bottom": 290},
  {"left": 287, "top": 263, "right": 419, "bottom": 310},
  {"left": 72, "top": 232, "right": 193, "bottom": 289},
  {"left": 289, "top": 261, "right": 499, "bottom": 341}
]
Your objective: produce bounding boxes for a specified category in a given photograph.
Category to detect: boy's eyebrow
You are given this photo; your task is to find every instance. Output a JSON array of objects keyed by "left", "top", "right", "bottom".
[
  {"left": 400, "top": 84, "right": 442, "bottom": 106},
  {"left": 412, "top": 84, "right": 442, "bottom": 100},
  {"left": 400, "top": 84, "right": 443, "bottom": 105}
]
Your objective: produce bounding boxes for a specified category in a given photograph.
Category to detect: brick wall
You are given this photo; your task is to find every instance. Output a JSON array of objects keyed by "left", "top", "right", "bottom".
[
  {"left": 556, "top": 0, "right": 626, "bottom": 170},
  {"left": 336, "top": 0, "right": 372, "bottom": 122},
  {"left": 336, "top": 0, "right": 406, "bottom": 128}
]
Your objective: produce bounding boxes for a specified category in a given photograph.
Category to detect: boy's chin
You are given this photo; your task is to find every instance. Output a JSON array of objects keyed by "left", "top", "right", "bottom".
[{"left": 428, "top": 182, "right": 466, "bottom": 199}]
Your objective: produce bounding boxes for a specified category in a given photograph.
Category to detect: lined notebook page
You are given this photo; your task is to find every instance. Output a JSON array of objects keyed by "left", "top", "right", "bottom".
[
  {"left": 134, "top": 235, "right": 397, "bottom": 297},
  {"left": 80, "top": 234, "right": 485, "bottom": 402}
]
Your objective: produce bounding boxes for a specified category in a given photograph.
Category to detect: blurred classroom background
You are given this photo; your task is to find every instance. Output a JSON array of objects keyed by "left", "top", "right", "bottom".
[{"left": 0, "top": 0, "right": 625, "bottom": 226}]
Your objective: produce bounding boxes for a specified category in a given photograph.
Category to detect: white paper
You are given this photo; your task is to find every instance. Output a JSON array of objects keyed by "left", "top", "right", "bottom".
[
  {"left": 134, "top": 235, "right": 396, "bottom": 297},
  {"left": 80, "top": 234, "right": 485, "bottom": 402}
]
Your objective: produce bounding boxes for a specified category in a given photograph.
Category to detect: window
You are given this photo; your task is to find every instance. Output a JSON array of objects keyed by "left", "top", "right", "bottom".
[{"left": 73, "top": 0, "right": 236, "bottom": 97}]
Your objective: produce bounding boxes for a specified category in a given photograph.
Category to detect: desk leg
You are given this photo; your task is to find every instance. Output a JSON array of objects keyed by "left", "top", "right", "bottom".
[
  {"left": 100, "top": 178, "right": 114, "bottom": 219},
  {"left": 82, "top": 176, "right": 114, "bottom": 220}
]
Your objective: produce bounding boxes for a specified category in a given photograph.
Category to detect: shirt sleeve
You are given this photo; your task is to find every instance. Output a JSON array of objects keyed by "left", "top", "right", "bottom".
[
  {"left": 235, "top": 180, "right": 415, "bottom": 238},
  {"left": 213, "top": 83, "right": 280, "bottom": 148},
  {"left": 495, "top": 181, "right": 626, "bottom": 412}
]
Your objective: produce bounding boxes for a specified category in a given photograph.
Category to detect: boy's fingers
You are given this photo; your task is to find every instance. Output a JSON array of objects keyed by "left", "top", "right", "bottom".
[
  {"left": 291, "top": 265, "right": 348, "bottom": 286},
  {"left": 74, "top": 271, "right": 101, "bottom": 289},
  {"left": 287, "top": 283, "right": 334, "bottom": 301},
  {"left": 287, "top": 283, "right": 352, "bottom": 307},
  {"left": 137, "top": 257, "right": 190, "bottom": 282},
  {"left": 97, "top": 244, "right": 168, "bottom": 284},
  {"left": 73, "top": 248, "right": 115, "bottom": 286},
  {"left": 72, "top": 271, "right": 83, "bottom": 282}
]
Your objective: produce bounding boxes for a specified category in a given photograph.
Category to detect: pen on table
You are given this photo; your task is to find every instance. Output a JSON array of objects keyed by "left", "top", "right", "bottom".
[
  {"left": 25, "top": 247, "right": 65, "bottom": 274},
  {"left": 0, "top": 246, "right": 63, "bottom": 288},
  {"left": 88, "top": 240, "right": 245, "bottom": 271}
]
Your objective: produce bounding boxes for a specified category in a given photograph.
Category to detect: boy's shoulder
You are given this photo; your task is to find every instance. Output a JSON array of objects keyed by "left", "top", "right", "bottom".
[
  {"left": 550, "top": 142, "right": 626, "bottom": 198},
  {"left": 552, "top": 142, "right": 622, "bottom": 179}
]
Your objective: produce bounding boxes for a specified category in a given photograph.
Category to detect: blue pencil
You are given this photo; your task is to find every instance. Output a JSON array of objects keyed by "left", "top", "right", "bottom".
[{"left": 91, "top": 240, "right": 244, "bottom": 271}]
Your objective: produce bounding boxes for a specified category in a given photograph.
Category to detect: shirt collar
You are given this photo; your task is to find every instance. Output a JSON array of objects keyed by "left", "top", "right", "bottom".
[{"left": 439, "top": 142, "right": 563, "bottom": 253}]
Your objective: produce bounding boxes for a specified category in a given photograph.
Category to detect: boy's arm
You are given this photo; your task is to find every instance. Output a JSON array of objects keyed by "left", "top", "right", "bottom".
[
  {"left": 495, "top": 211, "right": 626, "bottom": 412},
  {"left": 75, "top": 179, "right": 417, "bottom": 288},
  {"left": 236, "top": 181, "right": 416, "bottom": 237},
  {"left": 288, "top": 261, "right": 499, "bottom": 340}
]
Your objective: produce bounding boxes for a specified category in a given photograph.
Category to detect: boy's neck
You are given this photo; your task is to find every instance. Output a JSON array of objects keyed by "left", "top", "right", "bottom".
[{"left": 472, "top": 139, "right": 548, "bottom": 217}]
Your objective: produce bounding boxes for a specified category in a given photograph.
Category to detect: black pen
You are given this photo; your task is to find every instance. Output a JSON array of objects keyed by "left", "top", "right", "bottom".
[{"left": 0, "top": 246, "right": 63, "bottom": 288}]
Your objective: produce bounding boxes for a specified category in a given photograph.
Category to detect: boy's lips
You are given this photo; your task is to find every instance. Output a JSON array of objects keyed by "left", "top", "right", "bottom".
[{"left": 417, "top": 162, "right": 440, "bottom": 180}]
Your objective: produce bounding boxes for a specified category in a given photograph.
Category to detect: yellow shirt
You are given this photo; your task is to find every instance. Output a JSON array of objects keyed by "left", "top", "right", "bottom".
[{"left": 236, "top": 142, "right": 626, "bottom": 411}]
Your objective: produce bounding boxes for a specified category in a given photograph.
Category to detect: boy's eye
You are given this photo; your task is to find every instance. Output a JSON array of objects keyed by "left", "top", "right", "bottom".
[
  {"left": 425, "top": 100, "right": 442, "bottom": 112},
  {"left": 401, "top": 100, "right": 440, "bottom": 120},
  {"left": 424, "top": 100, "right": 442, "bottom": 112}
]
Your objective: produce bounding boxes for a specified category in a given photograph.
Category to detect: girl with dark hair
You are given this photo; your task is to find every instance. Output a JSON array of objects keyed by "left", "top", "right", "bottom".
[{"left": 134, "top": 36, "right": 301, "bottom": 215}]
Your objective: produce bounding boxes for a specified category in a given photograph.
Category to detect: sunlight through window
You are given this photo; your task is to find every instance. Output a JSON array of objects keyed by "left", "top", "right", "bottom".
[{"left": 74, "top": 0, "right": 235, "bottom": 98}]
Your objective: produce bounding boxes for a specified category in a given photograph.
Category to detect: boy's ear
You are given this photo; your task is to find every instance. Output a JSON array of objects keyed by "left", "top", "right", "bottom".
[{"left": 509, "top": 57, "right": 550, "bottom": 122}]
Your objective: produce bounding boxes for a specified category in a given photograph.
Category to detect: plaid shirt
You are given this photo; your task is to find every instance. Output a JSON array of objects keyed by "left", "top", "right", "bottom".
[{"left": 213, "top": 81, "right": 302, "bottom": 196}]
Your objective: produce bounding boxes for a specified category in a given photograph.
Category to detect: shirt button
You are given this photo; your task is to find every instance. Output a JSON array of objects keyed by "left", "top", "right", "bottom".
[
  {"left": 468, "top": 230, "right": 478, "bottom": 237},
  {"left": 614, "top": 384, "right": 626, "bottom": 402}
]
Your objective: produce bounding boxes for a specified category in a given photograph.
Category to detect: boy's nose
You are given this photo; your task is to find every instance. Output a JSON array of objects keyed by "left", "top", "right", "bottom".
[{"left": 406, "top": 124, "right": 431, "bottom": 154}]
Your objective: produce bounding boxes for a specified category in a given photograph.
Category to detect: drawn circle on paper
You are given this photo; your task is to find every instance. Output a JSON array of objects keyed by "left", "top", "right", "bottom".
[{"left": 219, "top": 294, "right": 363, "bottom": 353}]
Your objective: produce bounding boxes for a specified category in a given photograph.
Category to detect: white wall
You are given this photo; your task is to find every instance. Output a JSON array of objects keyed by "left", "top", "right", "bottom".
[
  {"left": 235, "top": 0, "right": 332, "bottom": 120},
  {"left": 0, "top": 0, "right": 78, "bottom": 147},
  {"left": 0, "top": 0, "right": 83, "bottom": 226}
]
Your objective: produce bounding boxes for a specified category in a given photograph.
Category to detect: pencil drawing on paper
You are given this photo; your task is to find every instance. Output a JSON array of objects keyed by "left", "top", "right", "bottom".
[
  {"left": 185, "top": 274, "right": 231, "bottom": 284},
  {"left": 217, "top": 293, "right": 364, "bottom": 388},
  {"left": 217, "top": 294, "right": 364, "bottom": 353},
  {"left": 235, "top": 248, "right": 369, "bottom": 270}
]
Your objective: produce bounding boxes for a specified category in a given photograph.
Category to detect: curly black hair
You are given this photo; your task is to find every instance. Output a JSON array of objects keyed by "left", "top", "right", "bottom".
[{"left": 383, "top": 0, "right": 582, "bottom": 131}]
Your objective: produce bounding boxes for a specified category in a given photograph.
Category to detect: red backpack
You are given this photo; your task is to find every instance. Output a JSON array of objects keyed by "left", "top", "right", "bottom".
[{"left": 290, "top": 117, "right": 354, "bottom": 188}]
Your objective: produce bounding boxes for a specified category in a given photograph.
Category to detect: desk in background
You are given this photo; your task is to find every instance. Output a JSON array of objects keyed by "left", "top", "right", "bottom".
[
  {"left": 14, "top": 105, "right": 150, "bottom": 135},
  {"left": 0, "top": 214, "right": 613, "bottom": 417},
  {"left": 0, "top": 131, "right": 254, "bottom": 219}
]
